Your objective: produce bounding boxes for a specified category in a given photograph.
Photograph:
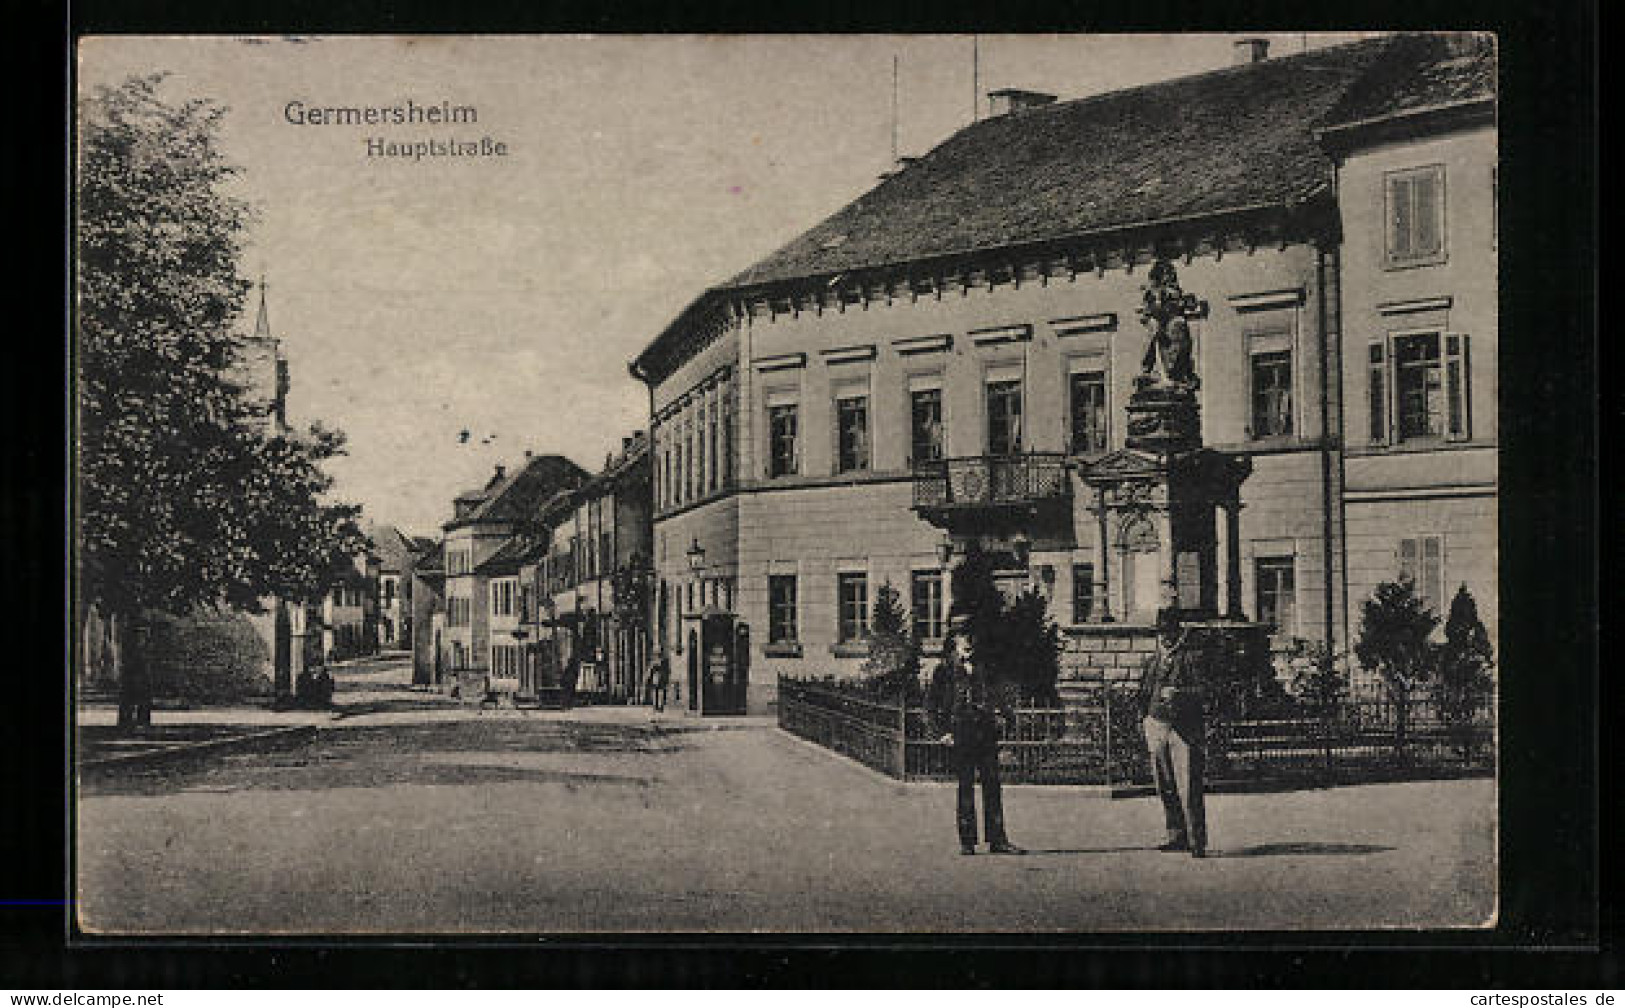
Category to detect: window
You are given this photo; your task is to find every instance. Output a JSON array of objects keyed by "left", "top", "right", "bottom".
[
  {"left": 837, "top": 572, "right": 870, "bottom": 643},
  {"left": 1385, "top": 165, "right": 1446, "bottom": 266},
  {"left": 685, "top": 425, "right": 696, "bottom": 500},
  {"left": 383, "top": 579, "right": 396, "bottom": 604},
  {"left": 692, "top": 408, "right": 705, "bottom": 497},
  {"left": 986, "top": 379, "right": 1023, "bottom": 456},
  {"left": 1250, "top": 350, "right": 1294, "bottom": 437},
  {"left": 447, "top": 548, "right": 472, "bottom": 576},
  {"left": 448, "top": 595, "right": 471, "bottom": 628},
  {"left": 1069, "top": 370, "right": 1108, "bottom": 454},
  {"left": 518, "top": 584, "right": 533, "bottom": 623},
  {"left": 836, "top": 395, "right": 870, "bottom": 473},
  {"left": 720, "top": 395, "right": 734, "bottom": 489},
  {"left": 768, "top": 575, "right": 798, "bottom": 644},
  {"left": 910, "top": 570, "right": 943, "bottom": 642},
  {"left": 768, "top": 403, "right": 799, "bottom": 477},
  {"left": 910, "top": 388, "right": 944, "bottom": 464},
  {"left": 1072, "top": 563, "right": 1095, "bottom": 623},
  {"left": 1395, "top": 333, "right": 1443, "bottom": 440},
  {"left": 1399, "top": 536, "right": 1444, "bottom": 615},
  {"left": 1368, "top": 332, "right": 1471, "bottom": 444},
  {"left": 491, "top": 579, "right": 515, "bottom": 617},
  {"left": 673, "top": 440, "right": 684, "bottom": 505},
  {"left": 1255, "top": 556, "right": 1296, "bottom": 633}
]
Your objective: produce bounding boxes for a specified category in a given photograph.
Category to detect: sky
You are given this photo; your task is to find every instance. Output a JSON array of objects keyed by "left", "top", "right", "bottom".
[{"left": 78, "top": 33, "right": 1374, "bottom": 538}]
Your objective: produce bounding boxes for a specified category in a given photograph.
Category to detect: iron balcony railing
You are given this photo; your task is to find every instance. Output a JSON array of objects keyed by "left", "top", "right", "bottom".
[{"left": 912, "top": 452, "right": 1070, "bottom": 510}]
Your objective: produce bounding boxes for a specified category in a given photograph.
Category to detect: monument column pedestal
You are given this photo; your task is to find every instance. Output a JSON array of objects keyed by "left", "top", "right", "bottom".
[{"left": 1081, "top": 379, "right": 1250, "bottom": 624}]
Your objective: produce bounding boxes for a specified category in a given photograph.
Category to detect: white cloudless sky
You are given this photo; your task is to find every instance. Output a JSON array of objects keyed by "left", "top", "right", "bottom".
[{"left": 78, "top": 33, "right": 1374, "bottom": 537}]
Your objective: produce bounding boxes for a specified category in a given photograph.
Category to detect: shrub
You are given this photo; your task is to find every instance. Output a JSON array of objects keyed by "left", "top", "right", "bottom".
[
  {"left": 947, "top": 542, "right": 1061, "bottom": 706},
  {"left": 1354, "top": 577, "right": 1439, "bottom": 757},
  {"left": 995, "top": 588, "right": 1061, "bottom": 706},
  {"left": 1433, "top": 584, "right": 1494, "bottom": 758},
  {"left": 145, "top": 611, "right": 273, "bottom": 704},
  {"left": 862, "top": 582, "right": 922, "bottom": 701}
]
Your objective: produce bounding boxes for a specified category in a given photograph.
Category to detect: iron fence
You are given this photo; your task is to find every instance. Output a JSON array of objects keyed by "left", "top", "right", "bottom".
[{"left": 778, "top": 675, "right": 1494, "bottom": 786}]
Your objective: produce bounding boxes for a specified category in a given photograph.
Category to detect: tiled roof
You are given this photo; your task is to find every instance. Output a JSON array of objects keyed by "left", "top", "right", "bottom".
[
  {"left": 366, "top": 524, "right": 420, "bottom": 573},
  {"left": 1320, "top": 32, "right": 1495, "bottom": 129},
  {"left": 476, "top": 536, "right": 534, "bottom": 575},
  {"left": 414, "top": 540, "right": 446, "bottom": 575},
  {"left": 449, "top": 454, "right": 587, "bottom": 529},
  {"left": 725, "top": 35, "right": 1399, "bottom": 291}
]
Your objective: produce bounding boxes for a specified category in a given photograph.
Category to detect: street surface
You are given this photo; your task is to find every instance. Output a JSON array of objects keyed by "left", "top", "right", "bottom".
[{"left": 77, "top": 655, "right": 1496, "bottom": 933}]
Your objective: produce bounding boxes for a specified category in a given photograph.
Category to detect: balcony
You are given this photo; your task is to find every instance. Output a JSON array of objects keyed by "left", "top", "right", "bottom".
[{"left": 912, "top": 452, "right": 1070, "bottom": 514}]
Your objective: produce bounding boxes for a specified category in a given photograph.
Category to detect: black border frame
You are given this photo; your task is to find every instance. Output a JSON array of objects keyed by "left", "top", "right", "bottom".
[{"left": 11, "top": 0, "right": 1602, "bottom": 987}]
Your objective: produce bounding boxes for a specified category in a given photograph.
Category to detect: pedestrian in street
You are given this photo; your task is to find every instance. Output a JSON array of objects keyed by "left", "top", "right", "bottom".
[
  {"left": 647, "top": 651, "right": 670, "bottom": 712},
  {"left": 1139, "top": 608, "right": 1209, "bottom": 858},
  {"left": 927, "top": 614, "right": 1025, "bottom": 856},
  {"left": 561, "top": 630, "right": 581, "bottom": 711}
]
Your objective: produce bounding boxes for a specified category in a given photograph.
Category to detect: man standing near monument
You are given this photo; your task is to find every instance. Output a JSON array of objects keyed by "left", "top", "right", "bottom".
[
  {"left": 929, "top": 614, "right": 1026, "bottom": 857},
  {"left": 1140, "top": 608, "right": 1209, "bottom": 858}
]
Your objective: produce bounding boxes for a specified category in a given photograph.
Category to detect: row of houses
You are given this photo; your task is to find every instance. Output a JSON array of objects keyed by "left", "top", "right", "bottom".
[
  {"left": 409, "top": 33, "right": 1497, "bottom": 717},
  {"left": 410, "top": 437, "right": 656, "bottom": 704}
]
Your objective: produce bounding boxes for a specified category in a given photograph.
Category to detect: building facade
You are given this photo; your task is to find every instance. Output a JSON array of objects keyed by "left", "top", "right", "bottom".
[
  {"left": 632, "top": 33, "right": 1497, "bottom": 714},
  {"left": 509, "top": 435, "right": 654, "bottom": 704},
  {"left": 1318, "top": 32, "right": 1499, "bottom": 648},
  {"left": 436, "top": 453, "right": 587, "bottom": 690}
]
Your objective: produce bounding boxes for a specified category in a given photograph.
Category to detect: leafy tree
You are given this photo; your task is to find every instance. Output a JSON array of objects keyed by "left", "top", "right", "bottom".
[
  {"left": 861, "top": 582, "right": 920, "bottom": 701},
  {"left": 1433, "top": 584, "right": 1495, "bottom": 760},
  {"left": 1353, "top": 577, "right": 1439, "bottom": 759},
  {"left": 78, "top": 75, "right": 366, "bottom": 731}
]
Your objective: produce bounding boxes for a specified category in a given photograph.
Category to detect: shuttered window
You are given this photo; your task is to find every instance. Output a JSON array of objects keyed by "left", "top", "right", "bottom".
[
  {"left": 1386, "top": 165, "right": 1446, "bottom": 265},
  {"left": 1398, "top": 536, "right": 1445, "bottom": 615}
]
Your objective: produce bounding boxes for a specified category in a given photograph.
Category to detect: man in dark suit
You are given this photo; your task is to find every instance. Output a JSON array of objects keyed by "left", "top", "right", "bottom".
[
  {"left": 1139, "top": 608, "right": 1209, "bottom": 858},
  {"left": 647, "top": 651, "right": 670, "bottom": 712},
  {"left": 929, "top": 614, "right": 1025, "bottom": 856}
]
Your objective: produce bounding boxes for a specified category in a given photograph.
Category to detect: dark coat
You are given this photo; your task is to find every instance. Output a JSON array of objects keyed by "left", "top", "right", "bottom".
[
  {"left": 928, "top": 643, "right": 1016, "bottom": 760},
  {"left": 1138, "top": 632, "right": 1206, "bottom": 739}
]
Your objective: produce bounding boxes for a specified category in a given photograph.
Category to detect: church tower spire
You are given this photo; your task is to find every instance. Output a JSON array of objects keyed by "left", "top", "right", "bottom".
[{"left": 254, "top": 273, "right": 272, "bottom": 339}]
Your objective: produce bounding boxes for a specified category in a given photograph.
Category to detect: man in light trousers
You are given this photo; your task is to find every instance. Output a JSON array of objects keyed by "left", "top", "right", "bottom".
[{"left": 1139, "top": 608, "right": 1209, "bottom": 858}]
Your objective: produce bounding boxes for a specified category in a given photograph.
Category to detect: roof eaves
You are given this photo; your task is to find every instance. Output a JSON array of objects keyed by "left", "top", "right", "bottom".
[{"left": 1316, "top": 94, "right": 1495, "bottom": 140}]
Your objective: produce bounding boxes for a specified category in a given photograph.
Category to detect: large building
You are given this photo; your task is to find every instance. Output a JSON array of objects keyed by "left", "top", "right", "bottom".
[{"left": 631, "top": 33, "right": 1497, "bottom": 714}]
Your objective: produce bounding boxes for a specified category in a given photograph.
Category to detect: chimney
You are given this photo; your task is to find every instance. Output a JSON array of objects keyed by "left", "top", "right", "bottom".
[
  {"left": 1233, "top": 38, "right": 1270, "bottom": 64},
  {"left": 493, "top": 464, "right": 506, "bottom": 480},
  {"left": 621, "top": 436, "right": 633, "bottom": 454},
  {"left": 986, "top": 88, "right": 1056, "bottom": 117},
  {"left": 876, "top": 155, "right": 919, "bottom": 182},
  {"left": 523, "top": 450, "right": 532, "bottom": 459}
]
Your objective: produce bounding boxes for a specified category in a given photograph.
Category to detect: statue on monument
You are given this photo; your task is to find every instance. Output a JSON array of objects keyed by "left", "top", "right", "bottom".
[{"left": 1137, "top": 258, "right": 1205, "bottom": 391}]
